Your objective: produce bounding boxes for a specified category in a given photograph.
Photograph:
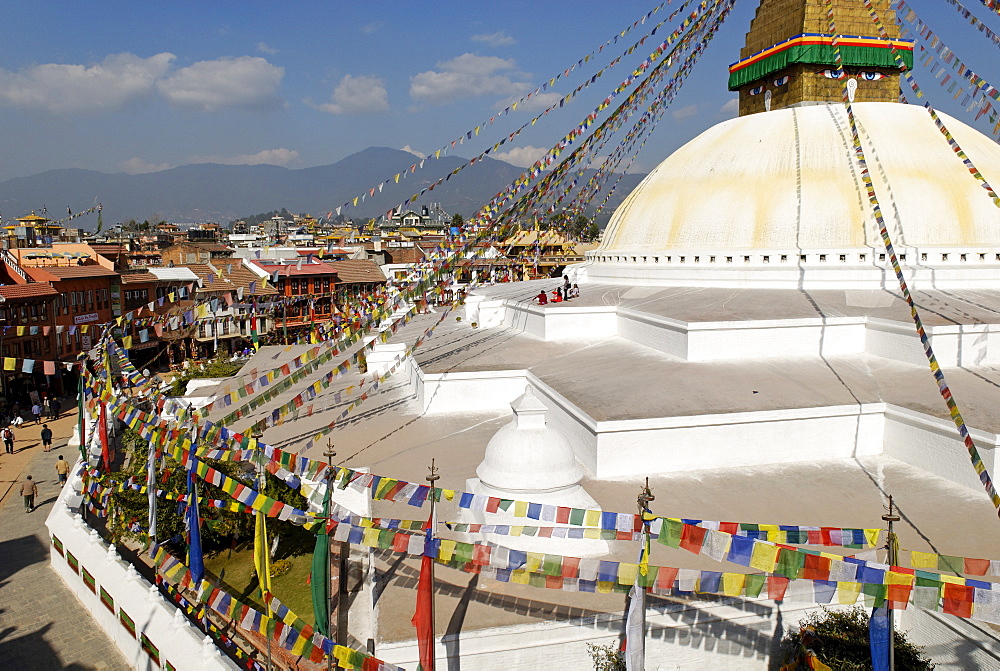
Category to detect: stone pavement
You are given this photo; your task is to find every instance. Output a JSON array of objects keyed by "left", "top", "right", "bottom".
[{"left": 0, "top": 404, "right": 129, "bottom": 670}]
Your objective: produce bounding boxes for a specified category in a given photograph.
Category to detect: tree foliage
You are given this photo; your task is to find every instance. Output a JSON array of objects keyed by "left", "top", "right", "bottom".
[
  {"left": 586, "top": 643, "right": 625, "bottom": 671},
  {"left": 105, "top": 427, "right": 312, "bottom": 554},
  {"left": 780, "top": 607, "right": 934, "bottom": 670},
  {"left": 169, "top": 356, "right": 246, "bottom": 396},
  {"left": 230, "top": 207, "right": 295, "bottom": 229}
]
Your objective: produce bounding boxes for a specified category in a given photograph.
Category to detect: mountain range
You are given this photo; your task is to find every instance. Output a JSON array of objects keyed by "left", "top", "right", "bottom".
[{"left": 0, "top": 147, "right": 646, "bottom": 227}]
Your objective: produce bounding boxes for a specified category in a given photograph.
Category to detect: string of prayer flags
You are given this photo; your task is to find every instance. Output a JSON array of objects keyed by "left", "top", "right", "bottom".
[
  {"left": 149, "top": 545, "right": 402, "bottom": 670},
  {"left": 847, "top": 0, "right": 1000, "bottom": 514}
]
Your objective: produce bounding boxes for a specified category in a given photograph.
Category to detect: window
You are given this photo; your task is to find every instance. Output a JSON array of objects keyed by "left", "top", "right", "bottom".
[
  {"left": 86, "top": 290, "right": 93, "bottom": 308},
  {"left": 291, "top": 279, "right": 300, "bottom": 294}
]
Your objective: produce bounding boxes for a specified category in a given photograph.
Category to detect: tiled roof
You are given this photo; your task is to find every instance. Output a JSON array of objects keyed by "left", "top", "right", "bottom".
[
  {"left": 90, "top": 245, "right": 126, "bottom": 255},
  {"left": 326, "top": 259, "right": 387, "bottom": 284},
  {"left": 252, "top": 260, "right": 338, "bottom": 277},
  {"left": 183, "top": 242, "right": 232, "bottom": 253},
  {"left": 25, "top": 265, "right": 120, "bottom": 281},
  {"left": 183, "top": 263, "right": 277, "bottom": 296},
  {"left": 119, "top": 271, "right": 159, "bottom": 284},
  {"left": 0, "top": 283, "right": 60, "bottom": 300}
]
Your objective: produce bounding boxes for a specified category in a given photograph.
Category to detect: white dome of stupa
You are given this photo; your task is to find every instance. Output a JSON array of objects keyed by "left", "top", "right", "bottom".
[
  {"left": 580, "top": 102, "right": 1000, "bottom": 289},
  {"left": 476, "top": 386, "right": 584, "bottom": 492}
]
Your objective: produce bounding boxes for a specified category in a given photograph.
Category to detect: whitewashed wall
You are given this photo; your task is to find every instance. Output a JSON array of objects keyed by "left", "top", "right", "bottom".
[{"left": 45, "top": 455, "right": 237, "bottom": 671}]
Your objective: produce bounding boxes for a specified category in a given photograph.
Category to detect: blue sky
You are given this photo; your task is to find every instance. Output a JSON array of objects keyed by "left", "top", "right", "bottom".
[{"left": 1, "top": 0, "right": 998, "bottom": 188}]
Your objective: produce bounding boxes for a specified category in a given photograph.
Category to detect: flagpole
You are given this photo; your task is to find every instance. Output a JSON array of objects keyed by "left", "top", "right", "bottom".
[
  {"left": 252, "top": 431, "right": 273, "bottom": 671},
  {"left": 324, "top": 443, "right": 337, "bottom": 671},
  {"left": 627, "top": 478, "right": 654, "bottom": 671},
  {"left": 882, "top": 495, "right": 900, "bottom": 671},
  {"left": 426, "top": 459, "right": 440, "bottom": 671}
]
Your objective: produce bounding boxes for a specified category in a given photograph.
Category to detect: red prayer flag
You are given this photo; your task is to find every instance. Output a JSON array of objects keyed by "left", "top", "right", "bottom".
[
  {"left": 412, "top": 554, "right": 435, "bottom": 670},
  {"left": 801, "top": 554, "right": 831, "bottom": 581},
  {"left": 99, "top": 403, "right": 112, "bottom": 472},
  {"left": 943, "top": 583, "right": 974, "bottom": 618},
  {"left": 555, "top": 507, "right": 570, "bottom": 524},
  {"left": 679, "top": 524, "right": 707, "bottom": 554},
  {"left": 766, "top": 576, "right": 789, "bottom": 601},
  {"left": 965, "top": 558, "right": 991, "bottom": 575}
]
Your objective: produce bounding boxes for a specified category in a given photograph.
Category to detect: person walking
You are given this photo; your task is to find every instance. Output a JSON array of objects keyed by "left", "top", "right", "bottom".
[
  {"left": 31, "top": 402, "right": 41, "bottom": 424},
  {"left": 21, "top": 475, "right": 38, "bottom": 512},
  {"left": 51, "top": 397, "right": 62, "bottom": 419},
  {"left": 2, "top": 426, "right": 13, "bottom": 454},
  {"left": 40, "top": 424, "right": 53, "bottom": 452},
  {"left": 55, "top": 455, "right": 70, "bottom": 485},
  {"left": 42, "top": 396, "right": 51, "bottom": 419}
]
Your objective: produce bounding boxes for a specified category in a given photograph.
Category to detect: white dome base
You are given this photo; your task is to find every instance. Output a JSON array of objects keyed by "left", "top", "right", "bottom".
[{"left": 460, "top": 478, "right": 610, "bottom": 558}]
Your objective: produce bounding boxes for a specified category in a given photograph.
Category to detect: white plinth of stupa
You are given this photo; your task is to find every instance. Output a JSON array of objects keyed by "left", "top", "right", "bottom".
[{"left": 462, "top": 386, "right": 609, "bottom": 557}]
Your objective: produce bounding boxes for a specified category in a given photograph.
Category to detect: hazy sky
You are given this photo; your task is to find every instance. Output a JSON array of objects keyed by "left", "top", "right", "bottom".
[{"left": 1, "top": 0, "right": 997, "bottom": 187}]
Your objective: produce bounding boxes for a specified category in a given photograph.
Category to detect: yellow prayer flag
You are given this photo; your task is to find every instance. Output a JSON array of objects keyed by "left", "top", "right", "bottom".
[
  {"left": 525, "top": 553, "right": 542, "bottom": 573},
  {"left": 749, "top": 541, "right": 780, "bottom": 572},
  {"left": 513, "top": 500, "right": 528, "bottom": 517},
  {"left": 722, "top": 573, "right": 745, "bottom": 597},
  {"left": 887, "top": 571, "right": 914, "bottom": 587},
  {"left": 910, "top": 551, "right": 937, "bottom": 569},
  {"left": 583, "top": 509, "right": 601, "bottom": 526},
  {"left": 596, "top": 580, "right": 614, "bottom": 594},
  {"left": 254, "top": 513, "right": 272, "bottom": 597},
  {"left": 290, "top": 634, "right": 309, "bottom": 657},
  {"left": 511, "top": 570, "right": 530, "bottom": 585},
  {"left": 583, "top": 528, "right": 600, "bottom": 539},
  {"left": 864, "top": 528, "right": 881, "bottom": 547},
  {"left": 837, "top": 581, "right": 862, "bottom": 605},
  {"left": 438, "top": 539, "right": 457, "bottom": 562},
  {"left": 617, "top": 562, "right": 638, "bottom": 586},
  {"left": 3, "top": 358, "right": 14, "bottom": 371}
]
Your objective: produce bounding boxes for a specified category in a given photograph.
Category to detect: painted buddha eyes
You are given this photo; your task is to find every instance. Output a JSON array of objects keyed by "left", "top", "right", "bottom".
[
  {"left": 820, "top": 69, "right": 845, "bottom": 79},
  {"left": 772, "top": 75, "right": 790, "bottom": 87},
  {"left": 859, "top": 71, "right": 886, "bottom": 81},
  {"left": 748, "top": 85, "right": 765, "bottom": 95}
]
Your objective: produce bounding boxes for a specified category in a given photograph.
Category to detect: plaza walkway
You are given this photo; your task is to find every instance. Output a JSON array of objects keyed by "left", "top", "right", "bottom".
[{"left": 0, "top": 403, "right": 128, "bottom": 670}]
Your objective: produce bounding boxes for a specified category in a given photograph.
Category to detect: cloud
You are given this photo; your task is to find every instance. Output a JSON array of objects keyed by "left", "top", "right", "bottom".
[
  {"left": 157, "top": 56, "right": 284, "bottom": 112},
  {"left": 672, "top": 104, "right": 698, "bottom": 121},
  {"left": 256, "top": 42, "right": 278, "bottom": 55},
  {"left": 492, "top": 145, "right": 547, "bottom": 167},
  {"left": 0, "top": 52, "right": 174, "bottom": 113},
  {"left": 189, "top": 148, "right": 300, "bottom": 166},
  {"left": 121, "top": 157, "right": 173, "bottom": 174},
  {"left": 400, "top": 145, "right": 423, "bottom": 158},
  {"left": 719, "top": 97, "right": 739, "bottom": 117},
  {"left": 410, "top": 53, "right": 531, "bottom": 105},
  {"left": 515, "top": 91, "right": 562, "bottom": 112},
  {"left": 311, "top": 74, "right": 389, "bottom": 115},
  {"left": 361, "top": 22, "right": 383, "bottom": 35},
  {"left": 471, "top": 31, "right": 515, "bottom": 47}
]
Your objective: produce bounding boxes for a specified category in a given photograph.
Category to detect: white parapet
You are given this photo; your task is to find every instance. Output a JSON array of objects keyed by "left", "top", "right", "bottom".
[{"left": 45, "top": 459, "right": 238, "bottom": 671}]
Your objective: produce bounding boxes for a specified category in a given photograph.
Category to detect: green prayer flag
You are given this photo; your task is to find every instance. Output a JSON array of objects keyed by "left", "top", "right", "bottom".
[
  {"left": 658, "top": 519, "right": 683, "bottom": 548},
  {"left": 774, "top": 548, "right": 805, "bottom": 579},
  {"left": 310, "top": 481, "right": 331, "bottom": 637},
  {"left": 744, "top": 574, "right": 766, "bottom": 598}
]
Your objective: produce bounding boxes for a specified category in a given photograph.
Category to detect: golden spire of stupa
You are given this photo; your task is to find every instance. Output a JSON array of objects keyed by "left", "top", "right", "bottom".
[{"left": 729, "top": 0, "right": 912, "bottom": 116}]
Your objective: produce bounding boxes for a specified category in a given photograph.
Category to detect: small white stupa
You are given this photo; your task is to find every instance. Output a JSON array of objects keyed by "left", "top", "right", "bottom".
[{"left": 464, "top": 386, "right": 608, "bottom": 556}]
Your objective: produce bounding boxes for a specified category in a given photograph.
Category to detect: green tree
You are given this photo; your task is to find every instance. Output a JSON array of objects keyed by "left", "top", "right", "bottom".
[
  {"left": 105, "top": 427, "right": 311, "bottom": 551},
  {"left": 170, "top": 355, "right": 245, "bottom": 396},
  {"left": 586, "top": 643, "right": 625, "bottom": 671},
  {"left": 780, "top": 607, "right": 934, "bottom": 670},
  {"left": 568, "top": 214, "right": 600, "bottom": 242},
  {"left": 450, "top": 213, "right": 464, "bottom": 228}
]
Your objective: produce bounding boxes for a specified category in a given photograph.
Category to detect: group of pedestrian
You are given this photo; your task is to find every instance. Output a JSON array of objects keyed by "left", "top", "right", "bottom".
[{"left": 536, "top": 275, "right": 581, "bottom": 305}]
